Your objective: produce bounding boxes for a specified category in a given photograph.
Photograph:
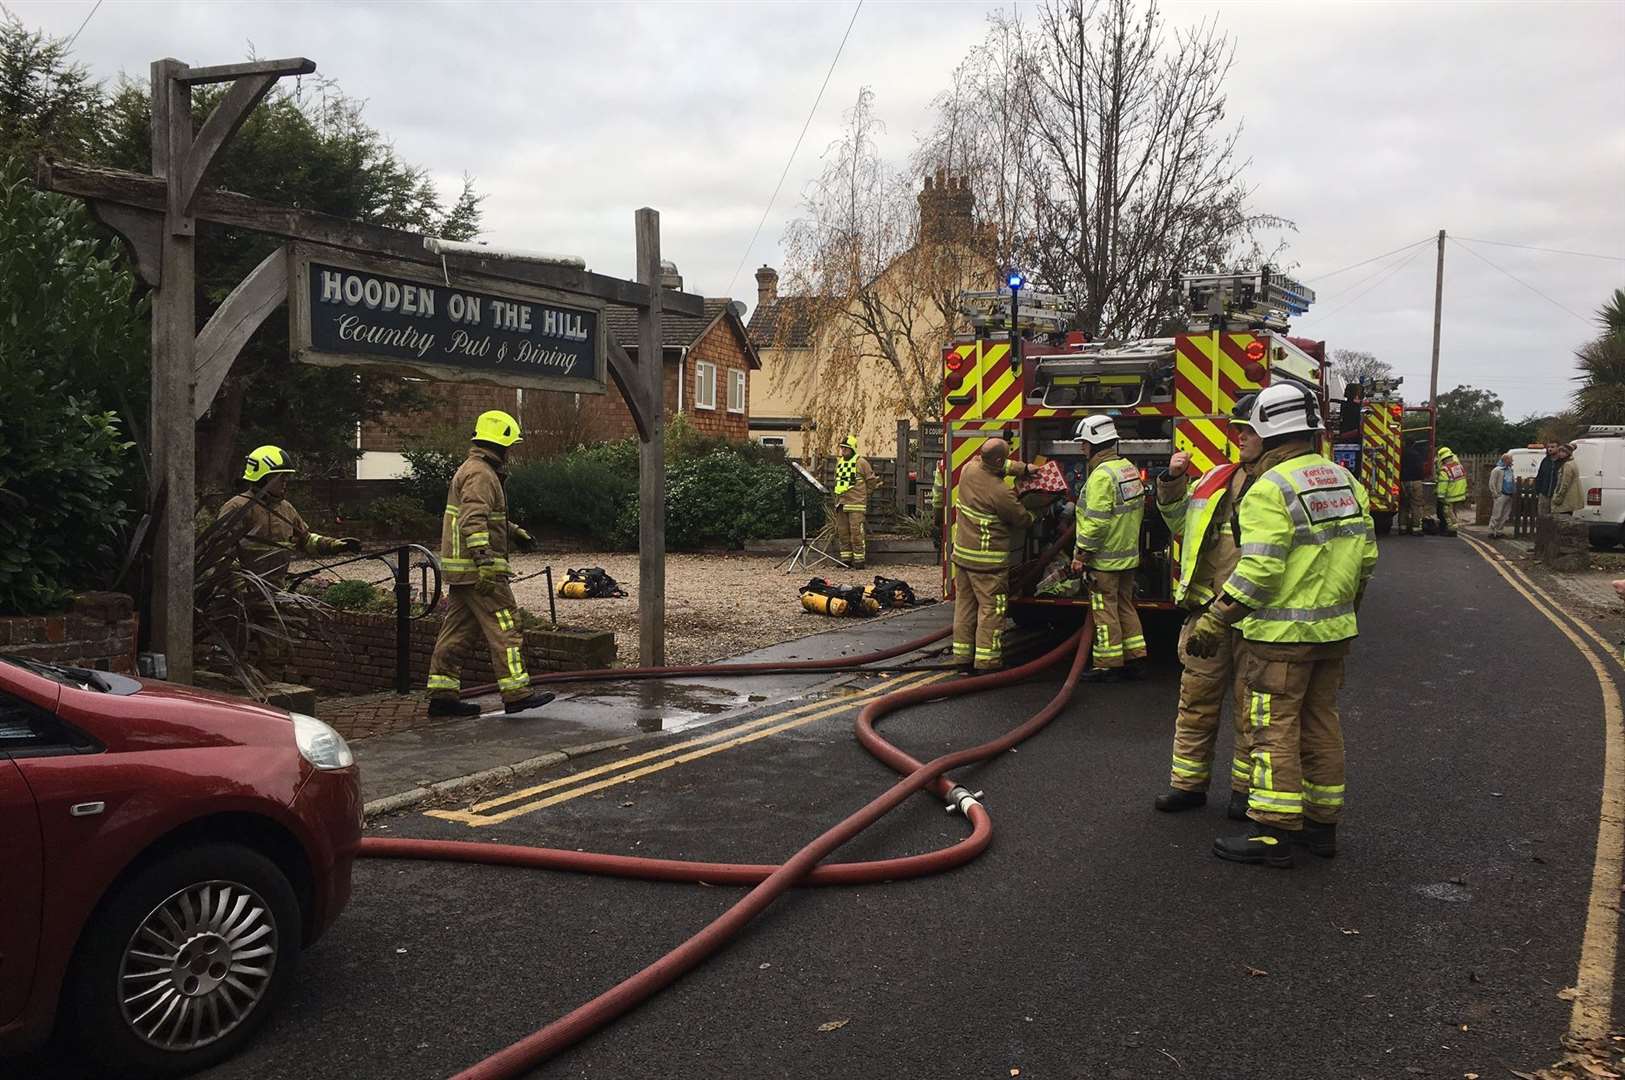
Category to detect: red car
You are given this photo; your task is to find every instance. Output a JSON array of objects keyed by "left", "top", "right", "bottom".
[{"left": 0, "top": 653, "right": 362, "bottom": 1076}]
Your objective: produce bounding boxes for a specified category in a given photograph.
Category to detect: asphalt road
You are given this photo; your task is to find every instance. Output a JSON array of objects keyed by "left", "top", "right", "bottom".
[{"left": 32, "top": 537, "right": 1625, "bottom": 1079}]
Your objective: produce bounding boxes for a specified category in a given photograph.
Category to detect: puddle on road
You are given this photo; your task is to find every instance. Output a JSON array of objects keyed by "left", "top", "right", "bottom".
[{"left": 568, "top": 682, "right": 746, "bottom": 734}]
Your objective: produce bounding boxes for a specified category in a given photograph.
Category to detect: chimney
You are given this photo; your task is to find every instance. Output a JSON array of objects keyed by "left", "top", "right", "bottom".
[
  {"left": 755, "top": 265, "right": 779, "bottom": 307},
  {"left": 660, "top": 259, "right": 683, "bottom": 292},
  {"left": 917, "top": 170, "right": 974, "bottom": 245}
]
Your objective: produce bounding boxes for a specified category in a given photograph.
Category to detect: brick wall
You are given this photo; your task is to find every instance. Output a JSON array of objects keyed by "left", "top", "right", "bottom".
[
  {"left": 682, "top": 320, "right": 751, "bottom": 441},
  {"left": 278, "top": 611, "right": 615, "bottom": 696},
  {"left": 0, "top": 592, "right": 138, "bottom": 674}
]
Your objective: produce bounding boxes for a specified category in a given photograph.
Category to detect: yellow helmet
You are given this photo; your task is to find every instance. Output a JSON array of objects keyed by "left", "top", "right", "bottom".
[
  {"left": 473, "top": 409, "right": 523, "bottom": 447},
  {"left": 841, "top": 435, "right": 859, "bottom": 453},
  {"left": 242, "top": 445, "right": 296, "bottom": 483}
]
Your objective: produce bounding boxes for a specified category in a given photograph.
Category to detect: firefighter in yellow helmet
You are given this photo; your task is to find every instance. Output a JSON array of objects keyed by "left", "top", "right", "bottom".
[
  {"left": 951, "top": 438, "right": 1032, "bottom": 671},
  {"left": 1186, "top": 383, "right": 1378, "bottom": 867},
  {"left": 424, "top": 410, "right": 552, "bottom": 718},
  {"left": 218, "top": 445, "right": 359, "bottom": 589},
  {"left": 1069, "top": 415, "right": 1147, "bottom": 681},
  {"left": 832, "top": 435, "right": 878, "bottom": 568},
  {"left": 1434, "top": 444, "right": 1468, "bottom": 537}
]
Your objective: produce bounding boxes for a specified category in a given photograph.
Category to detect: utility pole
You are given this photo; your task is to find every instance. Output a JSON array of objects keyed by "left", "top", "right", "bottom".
[{"left": 1429, "top": 228, "right": 1445, "bottom": 407}]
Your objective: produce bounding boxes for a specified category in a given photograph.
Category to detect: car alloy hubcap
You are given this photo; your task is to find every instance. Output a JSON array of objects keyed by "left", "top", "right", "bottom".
[{"left": 119, "top": 881, "right": 278, "bottom": 1051}]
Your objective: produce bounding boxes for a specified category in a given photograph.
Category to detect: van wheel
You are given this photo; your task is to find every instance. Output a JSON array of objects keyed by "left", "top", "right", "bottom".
[{"left": 68, "top": 842, "right": 301, "bottom": 1078}]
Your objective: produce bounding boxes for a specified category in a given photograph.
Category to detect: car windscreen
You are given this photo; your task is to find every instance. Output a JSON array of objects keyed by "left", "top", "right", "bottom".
[{"left": 0, "top": 654, "right": 140, "bottom": 695}]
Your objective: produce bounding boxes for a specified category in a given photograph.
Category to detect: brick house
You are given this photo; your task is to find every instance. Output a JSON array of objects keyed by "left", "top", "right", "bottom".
[{"left": 355, "top": 262, "right": 759, "bottom": 476}]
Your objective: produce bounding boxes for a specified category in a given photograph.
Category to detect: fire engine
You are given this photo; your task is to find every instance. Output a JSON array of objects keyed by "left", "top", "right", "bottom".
[
  {"left": 1331, "top": 376, "right": 1436, "bottom": 536},
  {"left": 939, "top": 268, "right": 1333, "bottom": 624}
]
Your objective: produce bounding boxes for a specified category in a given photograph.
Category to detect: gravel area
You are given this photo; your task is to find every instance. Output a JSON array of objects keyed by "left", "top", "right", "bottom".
[
  {"left": 308, "top": 550, "right": 944, "bottom": 667},
  {"left": 509, "top": 552, "right": 944, "bottom": 666}
]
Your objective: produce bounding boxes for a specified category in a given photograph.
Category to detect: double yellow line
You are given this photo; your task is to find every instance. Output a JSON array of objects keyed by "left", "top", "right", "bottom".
[
  {"left": 1462, "top": 535, "right": 1623, "bottom": 1042},
  {"left": 427, "top": 669, "right": 953, "bottom": 828}
]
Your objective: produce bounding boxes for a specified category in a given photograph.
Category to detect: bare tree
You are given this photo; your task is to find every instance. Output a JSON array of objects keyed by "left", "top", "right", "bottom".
[
  {"left": 1331, "top": 349, "right": 1393, "bottom": 387},
  {"left": 1015, "top": 0, "right": 1287, "bottom": 338},
  {"left": 780, "top": 88, "right": 996, "bottom": 454}
]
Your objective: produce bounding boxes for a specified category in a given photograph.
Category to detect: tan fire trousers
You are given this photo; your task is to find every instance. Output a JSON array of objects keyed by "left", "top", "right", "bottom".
[
  {"left": 1402, "top": 481, "right": 1433, "bottom": 533},
  {"left": 1169, "top": 617, "right": 1250, "bottom": 794},
  {"left": 833, "top": 509, "right": 867, "bottom": 565},
  {"left": 1235, "top": 639, "right": 1347, "bottom": 830},
  {"left": 426, "top": 582, "right": 531, "bottom": 703},
  {"left": 952, "top": 564, "right": 1008, "bottom": 670},
  {"left": 1088, "top": 569, "right": 1145, "bottom": 669}
]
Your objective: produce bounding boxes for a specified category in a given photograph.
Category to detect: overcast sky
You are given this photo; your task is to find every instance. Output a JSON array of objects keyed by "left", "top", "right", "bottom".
[{"left": 13, "top": 0, "right": 1624, "bottom": 419}]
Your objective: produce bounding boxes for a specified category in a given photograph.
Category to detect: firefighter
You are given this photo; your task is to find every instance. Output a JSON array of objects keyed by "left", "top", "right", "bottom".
[
  {"left": 219, "top": 445, "right": 360, "bottom": 588},
  {"left": 832, "top": 435, "right": 878, "bottom": 568},
  {"left": 1186, "top": 383, "right": 1378, "bottom": 868},
  {"left": 951, "top": 438, "right": 1033, "bottom": 671},
  {"left": 1151, "top": 445, "right": 1256, "bottom": 819},
  {"left": 425, "top": 410, "right": 552, "bottom": 718},
  {"left": 1069, "top": 416, "right": 1147, "bottom": 681},
  {"left": 1435, "top": 444, "right": 1468, "bottom": 536},
  {"left": 1399, "top": 439, "right": 1433, "bottom": 535}
]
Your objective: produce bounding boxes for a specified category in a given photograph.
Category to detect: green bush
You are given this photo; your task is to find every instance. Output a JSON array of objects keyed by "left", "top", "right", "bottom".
[
  {"left": 364, "top": 494, "right": 438, "bottom": 533},
  {"left": 322, "top": 579, "right": 383, "bottom": 611},
  {"left": 0, "top": 163, "right": 144, "bottom": 613},
  {"left": 507, "top": 454, "right": 636, "bottom": 543}
]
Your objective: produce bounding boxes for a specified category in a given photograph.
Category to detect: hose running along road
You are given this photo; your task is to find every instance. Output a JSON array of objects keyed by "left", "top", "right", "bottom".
[{"left": 358, "top": 618, "right": 1093, "bottom": 1079}]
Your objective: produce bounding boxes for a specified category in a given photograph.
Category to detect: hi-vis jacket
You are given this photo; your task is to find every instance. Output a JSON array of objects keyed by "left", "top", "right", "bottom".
[
  {"left": 952, "top": 457, "right": 1033, "bottom": 571},
  {"left": 834, "top": 455, "right": 877, "bottom": 512},
  {"left": 1435, "top": 446, "right": 1468, "bottom": 504},
  {"left": 1075, "top": 450, "right": 1145, "bottom": 572},
  {"left": 1156, "top": 462, "right": 1243, "bottom": 609},
  {"left": 217, "top": 493, "right": 347, "bottom": 586},
  {"left": 440, "top": 445, "right": 518, "bottom": 586},
  {"left": 1221, "top": 448, "right": 1378, "bottom": 644}
]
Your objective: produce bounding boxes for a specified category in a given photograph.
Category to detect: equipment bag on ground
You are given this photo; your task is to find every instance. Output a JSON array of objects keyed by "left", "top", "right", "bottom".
[
  {"left": 798, "top": 577, "right": 879, "bottom": 617},
  {"left": 865, "top": 576, "right": 918, "bottom": 609},
  {"left": 558, "top": 567, "right": 628, "bottom": 599}
]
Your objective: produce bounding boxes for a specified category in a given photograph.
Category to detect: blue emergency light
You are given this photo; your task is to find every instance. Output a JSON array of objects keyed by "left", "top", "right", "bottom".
[{"left": 1007, "top": 270, "right": 1026, "bottom": 291}]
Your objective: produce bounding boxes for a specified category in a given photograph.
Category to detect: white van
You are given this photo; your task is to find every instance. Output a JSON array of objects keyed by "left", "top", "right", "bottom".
[
  {"left": 1506, "top": 446, "right": 1545, "bottom": 483},
  {"left": 1571, "top": 434, "right": 1625, "bottom": 548}
]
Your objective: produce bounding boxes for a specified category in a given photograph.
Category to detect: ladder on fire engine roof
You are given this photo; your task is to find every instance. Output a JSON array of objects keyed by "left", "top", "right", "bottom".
[
  {"left": 959, "top": 289, "right": 1072, "bottom": 334},
  {"left": 1180, "top": 267, "right": 1315, "bottom": 333}
]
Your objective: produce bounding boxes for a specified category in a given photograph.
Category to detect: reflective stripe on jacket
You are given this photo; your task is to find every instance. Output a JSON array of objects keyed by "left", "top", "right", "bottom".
[
  {"left": 834, "top": 455, "right": 877, "bottom": 512},
  {"left": 1156, "top": 462, "right": 1241, "bottom": 608},
  {"left": 1075, "top": 451, "right": 1144, "bottom": 572},
  {"left": 1436, "top": 446, "right": 1468, "bottom": 504},
  {"left": 440, "top": 445, "right": 513, "bottom": 585},
  {"left": 1221, "top": 448, "right": 1378, "bottom": 644},
  {"left": 218, "top": 493, "right": 345, "bottom": 585},
  {"left": 952, "top": 458, "right": 1033, "bottom": 570}
]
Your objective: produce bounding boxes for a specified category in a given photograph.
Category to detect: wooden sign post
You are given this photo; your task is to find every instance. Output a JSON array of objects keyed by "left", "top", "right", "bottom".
[{"left": 41, "top": 55, "right": 696, "bottom": 681}]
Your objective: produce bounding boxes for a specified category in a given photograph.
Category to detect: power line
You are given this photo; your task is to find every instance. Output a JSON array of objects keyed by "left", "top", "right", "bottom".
[
  {"left": 724, "top": 0, "right": 863, "bottom": 300},
  {"left": 1448, "top": 237, "right": 1594, "bottom": 327},
  {"left": 1302, "top": 236, "right": 1434, "bottom": 284},
  {"left": 1454, "top": 235, "right": 1625, "bottom": 264},
  {"left": 65, "top": 0, "right": 104, "bottom": 51},
  {"left": 1309, "top": 244, "right": 1431, "bottom": 326}
]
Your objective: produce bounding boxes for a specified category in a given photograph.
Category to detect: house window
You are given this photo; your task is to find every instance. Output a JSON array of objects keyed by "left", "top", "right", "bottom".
[
  {"left": 694, "top": 361, "right": 717, "bottom": 410},
  {"left": 728, "top": 369, "right": 746, "bottom": 414},
  {"left": 758, "top": 436, "right": 785, "bottom": 448}
]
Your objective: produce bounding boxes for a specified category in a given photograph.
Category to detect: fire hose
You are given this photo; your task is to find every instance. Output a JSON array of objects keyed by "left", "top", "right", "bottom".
[{"left": 358, "top": 619, "right": 1092, "bottom": 1078}]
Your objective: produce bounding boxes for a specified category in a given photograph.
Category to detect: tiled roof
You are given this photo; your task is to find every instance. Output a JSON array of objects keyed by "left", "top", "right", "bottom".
[
  {"left": 604, "top": 298, "right": 734, "bottom": 350},
  {"left": 746, "top": 295, "right": 818, "bottom": 350}
]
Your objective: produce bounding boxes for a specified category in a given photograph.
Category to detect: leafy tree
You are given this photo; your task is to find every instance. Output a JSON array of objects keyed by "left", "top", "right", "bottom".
[
  {"left": 1330, "top": 348, "right": 1392, "bottom": 387},
  {"left": 1573, "top": 288, "right": 1625, "bottom": 426},
  {"left": 0, "top": 11, "right": 104, "bottom": 160},
  {"left": 97, "top": 77, "right": 485, "bottom": 498},
  {"left": 1433, "top": 384, "right": 1530, "bottom": 455}
]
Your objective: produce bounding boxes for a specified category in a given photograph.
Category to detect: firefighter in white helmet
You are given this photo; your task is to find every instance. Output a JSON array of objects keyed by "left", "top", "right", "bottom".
[
  {"left": 1186, "top": 383, "right": 1378, "bottom": 867},
  {"left": 1069, "top": 415, "right": 1147, "bottom": 681}
]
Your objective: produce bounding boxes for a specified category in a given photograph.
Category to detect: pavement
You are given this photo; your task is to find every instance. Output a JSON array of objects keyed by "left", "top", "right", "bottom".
[
  {"left": 349, "top": 604, "right": 955, "bottom": 813},
  {"left": 17, "top": 536, "right": 1624, "bottom": 1080}
]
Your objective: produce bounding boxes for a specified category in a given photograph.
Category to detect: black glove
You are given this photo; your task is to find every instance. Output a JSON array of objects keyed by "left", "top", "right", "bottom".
[
  {"left": 339, "top": 537, "right": 363, "bottom": 554},
  {"left": 512, "top": 525, "right": 537, "bottom": 552}
]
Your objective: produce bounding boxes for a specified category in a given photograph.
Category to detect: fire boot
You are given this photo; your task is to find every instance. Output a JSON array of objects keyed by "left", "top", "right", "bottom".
[
  {"left": 1080, "top": 667, "right": 1122, "bottom": 684},
  {"left": 1226, "top": 790, "right": 1250, "bottom": 821},
  {"left": 428, "top": 697, "right": 480, "bottom": 718},
  {"left": 1154, "top": 789, "right": 1207, "bottom": 813},
  {"left": 504, "top": 691, "right": 556, "bottom": 715},
  {"left": 1296, "top": 820, "right": 1337, "bottom": 858},
  {"left": 1212, "top": 823, "right": 1295, "bottom": 868}
]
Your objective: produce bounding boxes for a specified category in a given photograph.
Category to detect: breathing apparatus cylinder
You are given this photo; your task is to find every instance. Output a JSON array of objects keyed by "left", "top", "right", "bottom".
[
  {"left": 558, "top": 580, "right": 591, "bottom": 599},
  {"left": 801, "top": 592, "right": 848, "bottom": 617}
]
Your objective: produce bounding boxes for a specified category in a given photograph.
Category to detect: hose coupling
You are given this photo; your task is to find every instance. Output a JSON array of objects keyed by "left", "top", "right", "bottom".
[{"left": 945, "top": 786, "right": 984, "bottom": 815}]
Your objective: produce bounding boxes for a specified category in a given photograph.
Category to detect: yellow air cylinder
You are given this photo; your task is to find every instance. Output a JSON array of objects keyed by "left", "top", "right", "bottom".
[
  {"left": 558, "top": 580, "right": 590, "bottom": 599},
  {"left": 801, "top": 592, "right": 847, "bottom": 617}
]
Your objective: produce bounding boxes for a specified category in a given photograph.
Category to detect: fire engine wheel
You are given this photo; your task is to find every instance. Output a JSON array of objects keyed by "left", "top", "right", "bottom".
[{"left": 1372, "top": 511, "right": 1394, "bottom": 537}]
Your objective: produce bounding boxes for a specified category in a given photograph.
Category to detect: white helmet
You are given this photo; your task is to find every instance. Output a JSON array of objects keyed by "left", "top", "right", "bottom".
[
  {"left": 1075, "top": 415, "right": 1119, "bottom": 446},
  {"left": 1230, "top": 382, "right": 1321, "bottom": 439}
]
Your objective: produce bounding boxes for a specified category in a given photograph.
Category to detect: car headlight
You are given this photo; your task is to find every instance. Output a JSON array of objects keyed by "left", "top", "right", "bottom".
[{"left": 291, "top": 712, "right": 355, "bottom": 770}]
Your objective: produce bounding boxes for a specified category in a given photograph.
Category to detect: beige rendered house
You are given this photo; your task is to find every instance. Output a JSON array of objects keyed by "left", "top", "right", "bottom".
[{"left": 747, "top": 173, "right": 996, "bottom": 461}]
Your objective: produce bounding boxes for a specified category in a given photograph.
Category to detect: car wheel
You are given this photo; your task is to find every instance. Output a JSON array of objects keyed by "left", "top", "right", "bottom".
[{"left": 69, "top": 842, "right": 302, "bottom": 1078}]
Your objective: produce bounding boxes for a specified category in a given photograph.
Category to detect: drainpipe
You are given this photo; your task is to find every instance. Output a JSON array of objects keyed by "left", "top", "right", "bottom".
[{"left": 676, "top": 347, "right": 689, "bottom": 414}]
